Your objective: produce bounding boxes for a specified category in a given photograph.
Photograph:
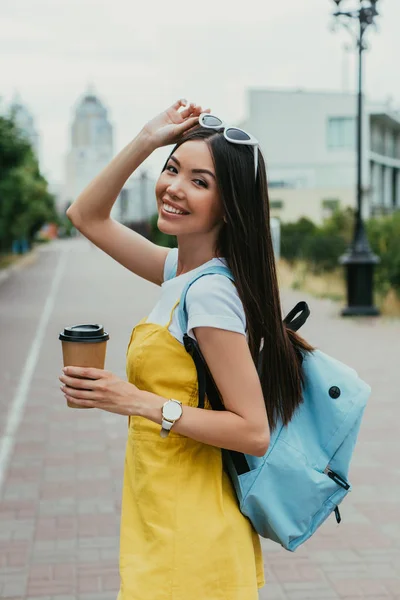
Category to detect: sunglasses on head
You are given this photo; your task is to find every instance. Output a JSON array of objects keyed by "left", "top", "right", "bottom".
[{"left": 199, "top": 113, "right": 259, "bottom": 178}]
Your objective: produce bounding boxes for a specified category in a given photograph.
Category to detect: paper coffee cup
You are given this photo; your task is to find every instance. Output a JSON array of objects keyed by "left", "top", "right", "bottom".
[{"left": 59, "top": 324, "right": 109, "bottom": 409}]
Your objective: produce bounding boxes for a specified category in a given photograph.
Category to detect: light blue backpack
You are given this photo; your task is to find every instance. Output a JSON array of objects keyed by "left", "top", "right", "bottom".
[{"left": 177, "top": 265, "right": 371, "bottom": 552}]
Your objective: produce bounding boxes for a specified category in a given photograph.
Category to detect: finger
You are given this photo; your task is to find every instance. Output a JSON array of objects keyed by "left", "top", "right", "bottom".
[
  {"left": 65, "top": 394, "right": 96, "bottom": 409},
  {"left": 61, "top": 384, "right": 96, "bottom": 400},
  {"left": 59, "top": 374, "right": 96, "bottom": 389},
  {"left": 180, "top": 102, "right": 196, "bottom": 119},
  {"left": 188, "top": 106, "right": 210, "bottom": 121},
  {"left": 171, "top": 98, "right": 188, "bottom": 111},
  {"left": 191, "top": 104, "right": 207, "bottom": 114},
  {"left": 185, "top": 107, "right": 202, "bottom": 120},
  {"left": 63, "top": 366, "right": 106, "bottom": 379},
  {"left": 175, "top": 115, "right": 200, "bottom": 134}
]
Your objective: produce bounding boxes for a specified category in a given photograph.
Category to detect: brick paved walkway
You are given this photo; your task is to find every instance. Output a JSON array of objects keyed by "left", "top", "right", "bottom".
[{"left": 0, "top": 238, "right": 399, "bottom": 599}]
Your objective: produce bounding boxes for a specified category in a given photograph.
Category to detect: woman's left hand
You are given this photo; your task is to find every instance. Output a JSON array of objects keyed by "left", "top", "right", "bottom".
[{"left": 59, "top": 366, "right": 139, "bottom": 416}]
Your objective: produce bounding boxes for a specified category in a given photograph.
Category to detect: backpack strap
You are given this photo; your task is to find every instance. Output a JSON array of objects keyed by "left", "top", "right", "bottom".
[
  {"left": 283, "top": 301, "right": 310, "bottom": 332},
  {"left": 180, "top": 267, "right": 310, "bottom": 478},
  {"left": 176, "top": 265, "right": 233, "bottom": 412},
  {"left": 176, "top": 264, "right": 234, "bottom": 334}
]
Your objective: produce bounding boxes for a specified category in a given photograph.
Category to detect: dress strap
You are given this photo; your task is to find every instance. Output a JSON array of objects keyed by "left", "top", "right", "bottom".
[{"left": 165, "top": 300, "right": 180, "bottom": 329}]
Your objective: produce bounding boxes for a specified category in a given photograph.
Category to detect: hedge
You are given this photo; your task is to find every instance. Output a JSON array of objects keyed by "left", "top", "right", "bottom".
[{"left": 281, "top": 208, "right": 400, "bottom": 297}]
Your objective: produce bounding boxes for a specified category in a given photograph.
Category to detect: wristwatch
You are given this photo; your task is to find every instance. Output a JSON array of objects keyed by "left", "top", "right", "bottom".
[{"left": 160, "top": 399, "right": 183, "bottom": 438}]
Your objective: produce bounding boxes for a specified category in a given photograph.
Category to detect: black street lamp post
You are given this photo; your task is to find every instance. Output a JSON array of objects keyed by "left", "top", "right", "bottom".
[{"left": 331, "top": 0, "right": 380, "bottom": 316}]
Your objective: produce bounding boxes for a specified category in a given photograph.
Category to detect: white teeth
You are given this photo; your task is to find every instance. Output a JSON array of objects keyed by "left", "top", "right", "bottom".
[{"left": 163, "top": 202, "right": 186, "bottom": 215}]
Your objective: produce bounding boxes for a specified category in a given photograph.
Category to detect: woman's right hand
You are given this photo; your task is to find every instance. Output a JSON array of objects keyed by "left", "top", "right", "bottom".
[{"left": 141, "top": 99, "right": 210, "bottom": 149}]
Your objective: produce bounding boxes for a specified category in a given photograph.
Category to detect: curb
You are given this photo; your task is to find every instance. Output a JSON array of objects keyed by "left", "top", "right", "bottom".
[{"left": 0, "top": 248, "right": 39, "bottom": 288}]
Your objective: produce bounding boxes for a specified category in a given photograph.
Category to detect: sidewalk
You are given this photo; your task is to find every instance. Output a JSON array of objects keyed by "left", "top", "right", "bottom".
[
  {"left": 0, "top": 238, "right": 399, "bottom": 599},
  {"left": 0, "top": 249, "right": 38, "bottom": 287}
]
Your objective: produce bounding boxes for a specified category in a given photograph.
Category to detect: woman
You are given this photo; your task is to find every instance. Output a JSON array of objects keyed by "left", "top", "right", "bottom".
[{"left": 60, "top": 99, "right": 312, "bottom": 599}]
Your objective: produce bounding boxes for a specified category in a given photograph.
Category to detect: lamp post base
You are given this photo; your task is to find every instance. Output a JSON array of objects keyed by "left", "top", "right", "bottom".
[
  {"left": 341, "top": 304, "right": 380, "bottom": 317},
  {"left": 339, "top": 251, "right": 380, "bottom": 317},
  {"left": 339, "top": 212, "right": 380, "bottom": 317}
]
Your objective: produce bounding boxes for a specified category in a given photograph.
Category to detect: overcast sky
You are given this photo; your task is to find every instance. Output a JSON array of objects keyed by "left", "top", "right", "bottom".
[{"left": 1, "top": 0, "right": 399, "bottom": 186}]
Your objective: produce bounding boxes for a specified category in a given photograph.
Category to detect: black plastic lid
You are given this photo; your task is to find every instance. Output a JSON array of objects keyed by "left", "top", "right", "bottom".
[{"left": 59, "top": 324, "right": 109, "bottom": 343}]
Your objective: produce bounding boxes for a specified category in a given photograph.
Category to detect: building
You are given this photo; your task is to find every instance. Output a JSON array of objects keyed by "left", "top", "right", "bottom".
[
  {"left": 48, "top": 182, "right": 64, "bottom": 215},
  {"left": 63, "top": 87, "right": 159, "bottom": 223},
  {"left": 369, "top": 105, "right": 400, "bottom": 216},
  {"left": 117, "top": 172, "right": 158, "bottom": 225},
  {"left": 64, "top": 87, "right": 114, "bottom": 210},
  {"left": 239, "top": 88, "right": 400, "bottom": 224},
  {"left": 8, "top": 93, "right": 40, "bottom": 159}
]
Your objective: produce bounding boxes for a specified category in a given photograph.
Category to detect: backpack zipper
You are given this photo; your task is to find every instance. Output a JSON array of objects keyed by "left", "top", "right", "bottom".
[
  {"left": 325, "top": 468, "right": 350, "bottom": 490},
  {"left": 334, "top": 506, "right": 341, "bottom": 524}
]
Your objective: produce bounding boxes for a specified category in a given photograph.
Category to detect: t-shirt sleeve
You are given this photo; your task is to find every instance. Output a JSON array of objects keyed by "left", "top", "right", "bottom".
[
  {"left": 163, "top": 247, "right": 179, "bottom": 282},
  {"left": 186, "top": 274, "right": 247, "bottom": 339}
]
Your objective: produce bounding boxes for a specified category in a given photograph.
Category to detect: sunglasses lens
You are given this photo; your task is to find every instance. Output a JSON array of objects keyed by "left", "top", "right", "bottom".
[
  {"left": 202, "top": 115, "right": 223, "bottom": 127},
  {"left": 225, "top": 128, "right": 251, "bottom": 141}
]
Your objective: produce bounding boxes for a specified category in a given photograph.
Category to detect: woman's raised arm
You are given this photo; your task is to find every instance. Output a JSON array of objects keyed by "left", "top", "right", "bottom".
[{"left": 66, "top": 100, "right": 205, "bottom": 286}]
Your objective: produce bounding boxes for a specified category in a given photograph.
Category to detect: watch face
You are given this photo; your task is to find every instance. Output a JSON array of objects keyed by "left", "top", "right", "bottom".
[{"left": 164, "top": 401, "right": 182, "bottom": 420}]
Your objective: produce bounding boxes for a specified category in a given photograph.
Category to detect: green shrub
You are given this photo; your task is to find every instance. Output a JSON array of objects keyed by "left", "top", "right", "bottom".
[
  {"left": 280, "top": 206, "right": 400, "bottom": 298},
  {"left": 280, "top": 218, "right": 317, "bottom": 264},
  {"left": 303, "top": 230, "right": 347, "bottom": 274},
  {"left": 281, "top": 209, "right": 353, "bottom": 273},
  {"left": 322, "top": 206, "right": 354, "bottom": 245},
  {"left": 367, "top": 211, "right": 400, "bottom": 296}
]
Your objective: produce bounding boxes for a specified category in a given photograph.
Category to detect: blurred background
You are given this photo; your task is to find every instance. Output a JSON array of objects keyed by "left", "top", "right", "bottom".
[{"left": 1, "top": 0, "right": 399, "bottom": 314}]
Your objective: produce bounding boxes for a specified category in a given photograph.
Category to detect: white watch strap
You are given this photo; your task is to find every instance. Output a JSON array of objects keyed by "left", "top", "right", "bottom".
[
  {"left": 160, "top": 399, "right": 182, "bottom": 438},
  {"left": 160, "top": 418, "right": 174, "bottom": 438},
  {"left": 160, "top": 419, "right": 173, "bottom": 437}
]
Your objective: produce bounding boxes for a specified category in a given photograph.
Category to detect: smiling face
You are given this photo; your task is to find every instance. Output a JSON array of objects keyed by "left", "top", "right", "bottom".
[{"left": 155, "top": 140, "right": 224, "bottom": 241}]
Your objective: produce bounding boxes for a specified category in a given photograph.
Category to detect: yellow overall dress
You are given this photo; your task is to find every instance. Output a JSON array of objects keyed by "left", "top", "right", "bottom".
[{"left": 117, "top": 303, "right": 265, "bottom": 599}]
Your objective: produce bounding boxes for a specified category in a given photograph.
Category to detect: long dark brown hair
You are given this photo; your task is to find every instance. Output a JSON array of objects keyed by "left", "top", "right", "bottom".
[{"left": 163, "top": 127, "right": 314, "bottom": 431}]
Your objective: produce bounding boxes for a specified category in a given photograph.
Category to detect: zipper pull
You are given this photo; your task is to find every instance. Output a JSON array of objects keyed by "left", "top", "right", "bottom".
[
  {"left": 326, "top": 469, "right": 350, "bottom": 491},
  {"left": 334, "top": 506, "right": 341, "bottom": 524}
]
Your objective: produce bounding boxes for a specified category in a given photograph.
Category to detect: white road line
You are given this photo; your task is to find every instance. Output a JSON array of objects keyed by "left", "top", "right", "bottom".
[{"left": 0, "top": 247, "right": 69, "bottom": 495}]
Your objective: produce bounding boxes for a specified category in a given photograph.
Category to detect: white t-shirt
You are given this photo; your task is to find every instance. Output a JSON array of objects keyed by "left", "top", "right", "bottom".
[{"left": 146, "top": 248, "right": 247, "bottom": 344}]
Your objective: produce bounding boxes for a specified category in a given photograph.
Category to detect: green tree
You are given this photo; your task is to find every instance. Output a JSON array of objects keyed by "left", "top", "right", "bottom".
[
  {"left": 280, "top": 217, "right": 317, "bottom": 264},
  {"left": 0, "top": 115, "right": 31, "bottom": 174},
  {"left": 0, "top": 115, "right": 58, "bottom": 253}
]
